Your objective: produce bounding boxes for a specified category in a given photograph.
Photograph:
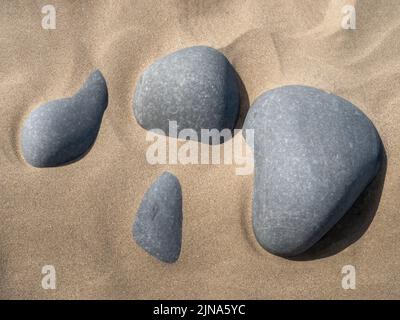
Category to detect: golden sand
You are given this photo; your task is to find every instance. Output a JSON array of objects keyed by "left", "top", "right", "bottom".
[{"left": 0, "top": 0, "right": 399, "bottom": 299}]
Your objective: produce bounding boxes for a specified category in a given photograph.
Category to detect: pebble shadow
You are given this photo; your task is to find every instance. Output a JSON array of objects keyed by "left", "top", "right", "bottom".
[
  {"left": 233, "top": 69, "right": 250, "bottom": 131},
  {"left": 289, "top": 146, "right": 387, "bottom": 261},
  {"left": 211, "top": 68, "right": 249, "bottom": 145}
]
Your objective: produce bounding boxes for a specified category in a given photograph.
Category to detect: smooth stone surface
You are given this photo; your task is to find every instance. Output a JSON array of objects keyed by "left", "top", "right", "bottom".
[
  {"left": 133, "top": 172, "right": 182, "bottom": 263},
  {"left": 21, "top": 70, "right": 108, "bottom": 167},
  {"left": 133, "top": 46, "right": 240, "bottom": 144},
  {"left": 243, "top": 85, "right": 383, "bottom": 257}
]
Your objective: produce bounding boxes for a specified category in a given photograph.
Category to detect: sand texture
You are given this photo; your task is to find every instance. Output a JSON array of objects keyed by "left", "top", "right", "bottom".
[{"left": 0, "top": 0, "right": 399, "bottom": 299}]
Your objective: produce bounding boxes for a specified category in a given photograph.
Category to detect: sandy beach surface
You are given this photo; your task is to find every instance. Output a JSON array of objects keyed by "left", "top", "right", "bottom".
[{"left": 0, "top": 0, "right": 399, "bottom": 299}]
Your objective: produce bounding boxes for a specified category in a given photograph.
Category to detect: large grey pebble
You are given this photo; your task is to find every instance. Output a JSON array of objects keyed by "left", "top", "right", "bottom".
[
  {"left": 133, "top": 46, "right": 240, "bottom": 144},
  {"left": 243, "top": 85, "right": 383, "bottom": 257},
  {"left": 133, "top": 172, "right": 182, "bottom": 263},
  {"left": 21, "top": 70, "right": 108, "bottom": 167}
]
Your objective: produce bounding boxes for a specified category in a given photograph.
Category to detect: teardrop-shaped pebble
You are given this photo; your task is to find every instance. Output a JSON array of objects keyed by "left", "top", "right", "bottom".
[
  {"left": 133, "top": 46, "right": 240, "bottom": 143},
  {"left": 133, "top": 172, "right": 182, "bottom": 263},
  {"left": 243, "top": 85, "right": 383, "bottom": 257},
  {"left": 21, "top": 70, "right": 108, "bottom": 167}
]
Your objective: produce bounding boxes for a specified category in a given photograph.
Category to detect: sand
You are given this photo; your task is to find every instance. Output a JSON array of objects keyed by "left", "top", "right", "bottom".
[{"left": 0, "top": 0, "right": 399, "bottom": 299}]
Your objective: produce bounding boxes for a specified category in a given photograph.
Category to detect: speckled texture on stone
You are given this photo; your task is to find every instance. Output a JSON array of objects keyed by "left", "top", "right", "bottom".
[
  {"left": 243, "top": 85, "right": 383, "bottom": 257},
  {"left": 133, "top": 172, "right": 182, "bottom": 263},
  {"left": 133, "top": 46, "right": 240, "bottom": 143},
  {"left": 21, "top": 70, "right": 108, "bottom": 167}
]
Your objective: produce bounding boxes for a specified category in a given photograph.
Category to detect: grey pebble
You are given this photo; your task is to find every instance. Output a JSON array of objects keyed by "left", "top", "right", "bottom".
[
  {"left": 133, "top": 172, "right": 182, "bottom": 263},
  {"left": 243, "top": 85, "right": 383, "bottom": 257},
  {"left": 133, "top": 46, "right": 240, "bottom": 144},
  {"left": 21, "top": 70, "right": 108, "bottom": 167}
]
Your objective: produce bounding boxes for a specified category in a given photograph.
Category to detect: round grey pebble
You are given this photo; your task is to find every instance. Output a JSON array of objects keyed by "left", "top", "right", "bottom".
[
  {"left": 133, "top": 172, "right": 182, "bottom": 263},
  {"left": 243, "top": 85, "right": 383, "bottom": 257},
  {"left": 21, "top": 70, "right": 108, "bottom": 167},
  {"left": 133, "top": 46, "right": 240, "bottom": 144}
]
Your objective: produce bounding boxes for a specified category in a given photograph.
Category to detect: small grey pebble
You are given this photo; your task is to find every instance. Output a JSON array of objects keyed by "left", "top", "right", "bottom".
[
  {"left": 21, "top": 70, "right": 108, "bottom": 167},
  {"left": 243, "top": 85, "right": 383, "bottom": 257},
  {"left": 133, "top": 172, "right": 182, "bottom": 263},
  {"left": 133, "top": 46, "right": 240, "bottom": 144}
]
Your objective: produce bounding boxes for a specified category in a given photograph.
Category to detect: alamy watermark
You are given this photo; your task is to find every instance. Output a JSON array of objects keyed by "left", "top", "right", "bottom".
[
  {"left": 41, "top": 5, "right": 56, "bottom": 30},
  {"left": 341, "top": 265, "right": 356, "bottom": 290},
  {"left": 41, "top": 265, "right": 56, "bottom": 290},
  {"left": 145, "top": 121, "right": 254, "bottom": 176},
  {"left": 341, "top": 5, "right": 356, "bottom": 30}
]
